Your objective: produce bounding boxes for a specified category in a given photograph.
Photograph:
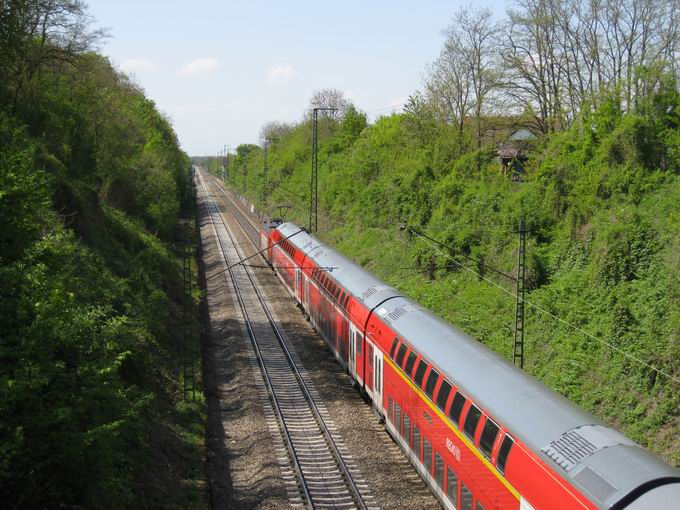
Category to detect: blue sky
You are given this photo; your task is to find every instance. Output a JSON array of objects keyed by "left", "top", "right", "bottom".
[{"left": 88, "top": 0, "right": 507, "bottom": 155}]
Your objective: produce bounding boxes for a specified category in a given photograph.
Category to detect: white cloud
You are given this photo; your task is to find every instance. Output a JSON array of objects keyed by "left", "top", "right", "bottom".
[
  {"left": 180, "top": 57, "right": 219, "bottom": 76},
  {"left": 120, "top": 58, "right": 158, "bottom": 73},
  {"left": 268, "top": 62, "right": 295, "bottom": 83}
]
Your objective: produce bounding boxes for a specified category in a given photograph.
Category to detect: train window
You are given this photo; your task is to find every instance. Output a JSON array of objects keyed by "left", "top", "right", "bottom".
[
  {"left": 436, "top": 380, "right": 452, "bottom": 412},
  {"left": 496, "top": 435, "right": 514, "bottom": 474},
  {"left": 413, "top": 425, "right": 421, "bottom": 458},
  {"left": 434, "top": 452, "right": 444, "bottom": 488},
  {"left": 423, "top": 439, "right": 432, "bottom": 473},
  {"left": 477, "top": 503, "right": 485, "bottom": 510},
  {"left": 388, "top": 397, "right": 394, "bottom": 421},
  {"left": 395, "top": 344, "right": 408, "bottom": 366},
  {"left": 425, "top": 368, "right": 440, "bottom": 399},
  {"left": 414, "top": 360, "right": 428, "bottom": 387},
  {"left": 404, "top": 414, "right": 411, "bottom": 446},
  {"left": 461, "top": 484, "right": 473, "bottom": 510},
  {"left": 390, "top": 337, "right": 399, "bottom": 359},
  {"left": 479, "top": 418, "right": 500, "bottom": 460},
  {"left": 449, "top": 392, "right": 466, "bottom": 426},
  {"left": 356, "top": 334, "right": 362, "bottom": 355},
  {"left": 404, "top": 352, "right": 417, "bottom": 377},
  {"left": 463, "top": 405, "right": 482, "bottom": 441},
  {"left": 446, "top": 466, "right": 458, "bottom": 505},
  {"left": 395, "top": 404, "right": 402, "bottom": 435}
]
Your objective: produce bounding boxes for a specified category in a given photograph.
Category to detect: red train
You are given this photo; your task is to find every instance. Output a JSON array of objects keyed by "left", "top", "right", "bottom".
[{"left": 260, "top": 220, "right": 680, "bottom": 509}]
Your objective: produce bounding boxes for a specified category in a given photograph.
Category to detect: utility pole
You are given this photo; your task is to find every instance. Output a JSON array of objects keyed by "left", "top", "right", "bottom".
[
  {"left": 222, "top": 145, "right": 227, "bottom": 182},
  {"left": 226, "top": 147, "right": 231, "bottom": 183},
  {"left": 242, "top": 149, "right": 247, "bottom": 194},
  {"left": 310, "top": 107, "right": 336, "bottom": 233},
  {"left": 262, "top": 139, "right": 268, "bottom": 207},
  {"left": 263, "top": 136, "right": 278, "bottom": 208},
  {"left": 513, "top": 219, "right": 527, "bottom": 369}
]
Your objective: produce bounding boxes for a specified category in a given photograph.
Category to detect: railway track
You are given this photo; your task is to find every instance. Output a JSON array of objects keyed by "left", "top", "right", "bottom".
[
  {"left": 197, "top": 170, "right": 376, "bottom": 510},
  {"left": 206, "top": 174, "right": 261, "bottom": 243}
]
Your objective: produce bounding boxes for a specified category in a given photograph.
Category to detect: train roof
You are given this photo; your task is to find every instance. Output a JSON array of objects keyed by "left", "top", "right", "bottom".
[
  {"left": 277, "top": 222, "right": 402, "bottom": 310},
  {"left": 374, "top": 297, "right": 679, "bottom": 507},
  {"left": 275, "top": 222, "right": 680, "bottom": 509}
]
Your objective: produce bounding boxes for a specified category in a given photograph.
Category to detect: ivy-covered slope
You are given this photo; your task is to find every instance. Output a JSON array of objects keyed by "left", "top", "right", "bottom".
[{"left": 219, "top": 91, "right": 680, "bottom": 468}]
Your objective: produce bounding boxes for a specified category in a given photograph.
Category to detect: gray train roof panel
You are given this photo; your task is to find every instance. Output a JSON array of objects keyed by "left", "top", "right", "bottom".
[
  {"left": 370, "top": 295, "right": 595, "bottom": 450},
  {"left": 277, "top": 223, "right": 402, "bottom": 309},
  {"left": 576, "top": 445, "right": 680, "bottom": 508},
  {"left": 624, "top": 482, "right": 680, "bottom": 510},
  {"left": 276, "top": 222, "right": 319, "bottom": 256}
]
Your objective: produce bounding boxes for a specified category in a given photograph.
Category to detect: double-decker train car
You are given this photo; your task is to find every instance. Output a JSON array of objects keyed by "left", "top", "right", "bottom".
[{"left": 261, "top": 221, "right": 680, "bottom": 509}]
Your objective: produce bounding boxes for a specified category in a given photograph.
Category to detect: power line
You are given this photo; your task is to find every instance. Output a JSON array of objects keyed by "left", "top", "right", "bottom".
[
  {"left": 251, "top": 180, "right": 680, "bottom": 386},
  {"left": 311, "top": 107, "right": 337, "bottom": 233},
  {"left": 401, "top": 225, "right": 516, "bottom": 282},
  {"left": 408, "top": 229, "right": 680, "bottom": 386}
]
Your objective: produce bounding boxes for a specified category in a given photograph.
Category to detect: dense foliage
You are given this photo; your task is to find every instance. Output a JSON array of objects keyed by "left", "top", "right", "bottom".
[
  {"left": 1, "top": 2, "right": 203, "bottom": 507},
  {"left": 217, "top": 87, "right": 680, "bottom": 468}
]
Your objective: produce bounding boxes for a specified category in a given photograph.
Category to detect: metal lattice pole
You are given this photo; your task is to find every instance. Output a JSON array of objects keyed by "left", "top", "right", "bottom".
[
  {"left": 513, "top": 218, "right": 527, "bottom": 368},
  {"left": 226, "top": 148, "right": 230, "bottom": 183},
  {"left": 309, "top": 108, "right": 336, "bottom": 233},
  {"left": 263, "top": 142, "right": 267, "bottom": 206},
  {"left": 243, "top": 152, "right": 247, "bottom": 194},
  {"left": 310, "top": 109, "right": 319, "bottom": 233}
]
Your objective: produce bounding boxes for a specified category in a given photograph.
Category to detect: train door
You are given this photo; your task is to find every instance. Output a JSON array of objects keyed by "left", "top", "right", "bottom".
[
  {"left": 294, "top": 269, "right": 300, "bottom": 303},
  {"left": 304, "top": 277, "right": 310, "bottom": 311},
  {"left": 355, "top": 331, "right": 363, "bottom": 385},
  {"left": 348, "top": 323, "right": 361, "bottom": 379},
  {"left": 373, "top": 347, "right": 384, "bottom": 415},
  {"left": 297, "top": 271, "right": 305, "bottom": 304},
  {"left": 349, "top": 329, "right": 356, "bottom": 377},
  {"left": 366, "top": 342, "right": 374, "bottom": 396}
]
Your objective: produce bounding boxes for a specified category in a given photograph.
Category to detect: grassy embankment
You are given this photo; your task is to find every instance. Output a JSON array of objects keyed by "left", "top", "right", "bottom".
[
  {"left": 210, "top": 92, "right": 680, "bottom": 468},
  {"left": 1, "top": 10, "right": 206, "bottom": 508}
]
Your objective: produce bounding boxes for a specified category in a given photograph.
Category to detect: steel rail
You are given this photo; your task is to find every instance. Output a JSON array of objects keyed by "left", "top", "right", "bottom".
[
  {"left": 198, "top": 171, "right": 369, "bottom": 510},
  {"left": 203, "top": 172, "right": 370, "bottom": 510},
  {"left": 207, "top": 173, "right": 260, "bottom": 243},
  {"left": 197, "top": 175, "right": 314, "bottom": 508}
]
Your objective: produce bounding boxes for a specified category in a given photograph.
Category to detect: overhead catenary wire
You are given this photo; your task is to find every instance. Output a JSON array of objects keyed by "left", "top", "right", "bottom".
[
  {"left": 408, "top": 229, "right": 680, "bottom": 386},
  {"left": 402, "top": 225, "right": 516, "bottom": 282},
  {"left": 255, "top": 180, "right": 680, "bottom": 385},
  {"left": 206, "top": 227, "right": 306, "bottom": 280}
]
